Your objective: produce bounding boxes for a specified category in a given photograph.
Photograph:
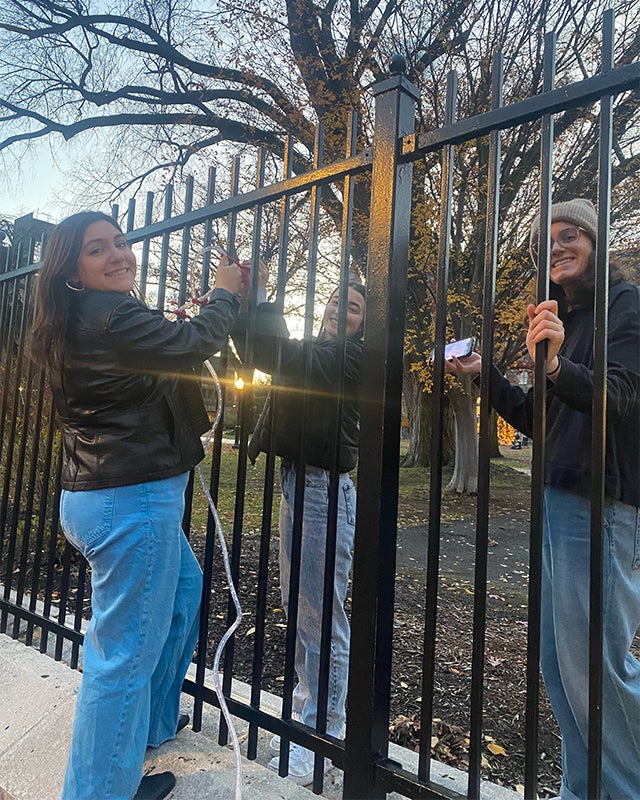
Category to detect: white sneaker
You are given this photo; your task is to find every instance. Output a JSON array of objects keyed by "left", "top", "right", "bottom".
[
  {"left": 267, "top": 742, "right": 331, "bottom": 786},
  {"left": 269, "top": 714, "right": 303, "bottom": 755}
]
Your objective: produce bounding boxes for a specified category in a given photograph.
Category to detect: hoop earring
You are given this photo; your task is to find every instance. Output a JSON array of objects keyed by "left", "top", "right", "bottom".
[{"left": 65, "top": 279, "right": 85, "bottom": 292}]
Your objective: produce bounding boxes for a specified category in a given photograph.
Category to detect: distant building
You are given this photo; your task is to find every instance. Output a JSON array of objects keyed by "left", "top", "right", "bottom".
[
  {"left": 1, "top": 213, "right": 54, "bottom": 271},
  {"left": 14, "top": 213, "right": 54, "bottom": 260}
]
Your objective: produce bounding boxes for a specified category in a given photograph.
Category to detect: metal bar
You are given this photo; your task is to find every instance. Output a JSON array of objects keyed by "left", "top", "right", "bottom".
[
  {"left": 247, "top": 134, "right": 295, "bottom": 760},
  {"left": 184, "top": 676, "right": 346, "bottom": 762},
  {"left": 27, "top": 390, "right": 55, "bottom": 644},
  {"left": 406, "top": 62, "right": 639, "bottom": 159},
  {"left": 467, "top": 51, "right": 503, "bottom": 800},
  {"left": 375, "top": 761, "right": 464, "bottom": 800},
  {"left": 200, "top": 166, "right": 217, "bottom": 294},
  {"left": 14, "top": 239, "right": 23, "bottom": 268},
  {"left": 344, "top": 61, "right": 418, "bottom": 800},
  {"left": 126, "top": 197, "right": 136, "bottom": 232},
  {"left": 11, "top": 279, "right": 39, "bottom": 639},
  {"left": 25, "top": 369, "right": 52, "bottom": 646},
  {"left": 39, "top": 437, "right": 63, "bottom": 655},
  {"left": 0, "top": 280, "right": 19, "bottom": 566},
  {"left": 216, "top": 154, "right": 243, "bottom": 747},
  {"left": 54, "top": 539, "right": 74, "bottom": 661},
  {"left": 4, "top": 62, "right": 635, "bottom": 286},
  {"left": 275, "top": 137, "right": 294, "bottom": 305},
  {"left": 178, "top": 175, "right": 195, "bottom": 306},
  {"left": 121, "top": 151, "right": 373, "bottom": 245},
  {"left": 235, "top": 145, "right": 267, "bottom": 756},
  {"left": 525, "top": 30, "right": 556, "bottom": 800},
  {"left": 156, "top": 184, "right": 174, "bottom": 310},
  {"left": 419, "top": 69, "right": 457, "bottom": 784},
  {"left": 0, "top": 598, "right": 84, "bottom": 646},
  {"left": 248, "top": 152, "right": 266, "bottom": 294},
  {"left": 70, "top": 558, "right": 88, "bottom": 669},
  {"left": 278, "top": 122, "right": 325, "bottom": 780},
  {"left": 0, "top": 277, "right": 7, "bottom": 356},
  {"left": 181, "top": 469, "right": 196, "bottom": 541},
  {"left": 246, "top": 422, "right": 277, "bottom": 759},
  {"left": 587, "top": 10, "right": 616, "bottom": 798},
  {"left": 1, "top": 278, "right": 31, "bottom": 632},
  {"left": 138, "top": 191, "right": 154, "bottom": 294},
  {"left": 219, "top": 147, "right": 266, "bottom": 741},
  {"left": 226, "top": 157, "right": 241, "bottom": 259},
  {"left": 191, "top": 345, "right": 227, "bottom": 735},
  {"left": 312, "top": 111, "right": 359, "bottom": 793}
]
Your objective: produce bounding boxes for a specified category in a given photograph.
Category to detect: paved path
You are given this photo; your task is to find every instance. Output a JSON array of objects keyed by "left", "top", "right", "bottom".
[{"left": 396, "top": 509, "right": 531, "bottom": 597}]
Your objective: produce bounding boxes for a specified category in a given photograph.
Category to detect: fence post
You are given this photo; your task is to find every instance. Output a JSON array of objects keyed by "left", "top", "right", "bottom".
[{"left": 343, "top": 55, "right": 418, "bottom": 799}]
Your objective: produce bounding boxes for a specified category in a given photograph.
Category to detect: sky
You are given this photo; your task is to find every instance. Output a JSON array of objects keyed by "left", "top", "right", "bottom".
[{"left": 1, "top": 138, "right": 73, "bottom": 223}]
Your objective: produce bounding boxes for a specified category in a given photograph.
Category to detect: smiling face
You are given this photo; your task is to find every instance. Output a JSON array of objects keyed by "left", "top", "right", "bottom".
[
  {"left": 548, "top": 221, "right": 594, "bottom": 290},
  {"left": 321, "top": 286, "right": 365, "bottom": 340},
  {"left": 74, "top": 220, "right": 137, "bottom": 293}
]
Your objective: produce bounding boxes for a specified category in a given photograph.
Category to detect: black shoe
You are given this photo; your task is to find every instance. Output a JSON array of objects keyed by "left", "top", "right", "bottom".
[
  {"left": 134, "top": 771, "right": 176, "bottom": 800},
  {"left": 177, "top": 712, "right": 190, "bottom": 734}
]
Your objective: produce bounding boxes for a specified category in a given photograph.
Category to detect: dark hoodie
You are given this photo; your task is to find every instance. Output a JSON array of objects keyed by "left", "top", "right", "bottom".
[{"left": 488, "top": 280, "right": 640, "bottom": 506}]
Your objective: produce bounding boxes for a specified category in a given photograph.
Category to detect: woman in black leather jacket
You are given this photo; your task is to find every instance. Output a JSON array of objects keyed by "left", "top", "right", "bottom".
[{"left": 30, "top": 211, "right": 243, "bottom": 800}]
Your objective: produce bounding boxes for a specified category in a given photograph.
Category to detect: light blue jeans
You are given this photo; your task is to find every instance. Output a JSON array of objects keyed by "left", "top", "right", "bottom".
[
  {"left": 279, "top": 463, "right": 356, "bottom": 739},
  {"left": 59, "top": 472, "right": 202, "bottom": 800},
  {"left": 541, "top": 486, "right": 640, "bottom": 800}
]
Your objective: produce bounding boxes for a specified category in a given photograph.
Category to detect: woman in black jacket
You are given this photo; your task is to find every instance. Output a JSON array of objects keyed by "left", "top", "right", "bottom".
[
  {"left": 447, "top": 199, "right": 639, "bottom": 800},
  {"left": 30, "top": 211, "right": 244, "bottom": 800},
  {"left": 239, "top": 278, "right": 365, "bottom": 786}
]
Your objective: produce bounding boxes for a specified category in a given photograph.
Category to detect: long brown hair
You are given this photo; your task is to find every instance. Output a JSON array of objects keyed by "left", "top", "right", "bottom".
[{"left": 29, "top": 211, "right": 122, "bottom": 371}]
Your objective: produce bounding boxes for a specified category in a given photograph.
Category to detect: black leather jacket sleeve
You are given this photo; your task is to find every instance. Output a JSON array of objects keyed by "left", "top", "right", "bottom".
[{"left": 97, "top": 288, "right": 240, "bottom": 370}]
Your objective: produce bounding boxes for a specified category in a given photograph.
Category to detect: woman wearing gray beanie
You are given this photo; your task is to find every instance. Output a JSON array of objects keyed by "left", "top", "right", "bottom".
[{"left": 447, "top": 198, "right": 640, "bottom": 800}]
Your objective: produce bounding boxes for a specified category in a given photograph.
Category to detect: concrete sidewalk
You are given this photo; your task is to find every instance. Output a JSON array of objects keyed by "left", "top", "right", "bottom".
[
  {"left": 0, "top": 633, "right": 316, "bottom": 800},
  {"left": 0, "top": 632, "right": 520, "bottom": 800}
]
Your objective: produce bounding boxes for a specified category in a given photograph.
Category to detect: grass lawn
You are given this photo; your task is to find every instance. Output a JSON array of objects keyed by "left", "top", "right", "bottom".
[{"left": 188, "top": 440, "right": 533, "bottom": 535}]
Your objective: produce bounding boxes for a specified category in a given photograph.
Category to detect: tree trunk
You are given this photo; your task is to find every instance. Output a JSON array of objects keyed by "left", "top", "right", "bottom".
[
  {"left": 490, "top": 408, "right": 502, "bottom": 458},
  {"left": 402, "top": 367, "right": 454, "bottom": 468},
  {"left": 402, "top": 369, "right": 423, "bottom": 466},
  {"left": 446, "top": 379, "right": 479, "bottom": 494}
]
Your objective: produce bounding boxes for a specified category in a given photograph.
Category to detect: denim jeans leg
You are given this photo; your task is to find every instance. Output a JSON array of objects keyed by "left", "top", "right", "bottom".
[
  {"left": 540, "top": 486, "right": 640, "bottom": 800},
  {"left": 60, "top": 472, "right": 191, "bottom": 800},
  {"left": 600, "top": 498, "right": 640, "bottom": 799},
  {"left": 147, "top": 530, "right": 202, "bottom": 747},
  {"left": 279, "top": 467, "right": 311, "bottom": 723},
  {"left": 279, "top": 464, "right": 356, "bottom": 739}
]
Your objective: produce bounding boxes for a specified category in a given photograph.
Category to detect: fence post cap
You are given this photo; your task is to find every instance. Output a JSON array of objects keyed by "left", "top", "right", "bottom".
[{"left": 389, "top": 54, "right": 408, "bottom": 75}]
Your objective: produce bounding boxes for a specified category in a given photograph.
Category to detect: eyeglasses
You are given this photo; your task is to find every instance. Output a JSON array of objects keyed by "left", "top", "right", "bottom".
[{"left": 531, "top": 225, "right": 589, "bottom": 260}]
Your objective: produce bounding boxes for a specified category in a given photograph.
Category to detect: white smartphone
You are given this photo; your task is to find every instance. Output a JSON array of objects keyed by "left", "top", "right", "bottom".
[{"left": 431, "top": 337, "right": 475, "bottom": 362}]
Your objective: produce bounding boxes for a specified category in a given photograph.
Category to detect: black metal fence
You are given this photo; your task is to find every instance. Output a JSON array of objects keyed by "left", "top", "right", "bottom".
[{"left": 1, "top": 10, "right": 638, "bottom": 799}]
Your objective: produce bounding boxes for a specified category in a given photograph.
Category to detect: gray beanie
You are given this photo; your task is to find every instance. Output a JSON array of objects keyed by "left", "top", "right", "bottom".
[{"left": 529, "top": 198, "right": 598, "bottom": 255}]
